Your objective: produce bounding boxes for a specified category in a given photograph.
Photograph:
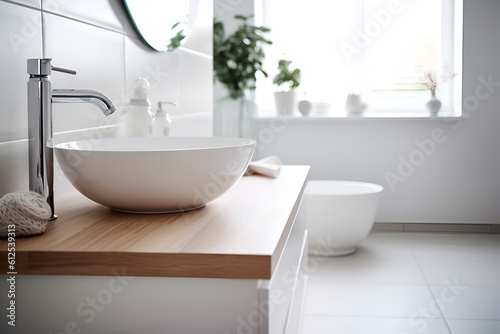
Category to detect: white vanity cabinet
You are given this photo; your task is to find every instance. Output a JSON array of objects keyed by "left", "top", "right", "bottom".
[{"left": 0, "top": 166, "right": 310, "bottom": 334}]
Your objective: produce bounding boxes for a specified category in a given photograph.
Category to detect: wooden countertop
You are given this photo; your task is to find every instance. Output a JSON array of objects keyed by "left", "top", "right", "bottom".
[{"left": 1, "top": 166, "right": 309, "bottom": 279}]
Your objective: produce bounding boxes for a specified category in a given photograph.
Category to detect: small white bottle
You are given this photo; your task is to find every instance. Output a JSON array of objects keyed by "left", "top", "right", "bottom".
[
  {"left": 152, "top": 101, "right": 176, "bottom": 136},
  {"left": 123, "top": 78, "right": 154, "bottom": 137}
]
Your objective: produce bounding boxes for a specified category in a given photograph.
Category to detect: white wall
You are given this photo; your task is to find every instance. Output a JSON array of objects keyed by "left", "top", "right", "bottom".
[
  {"left": 255, "top": 0, "right": 500, "bottom": 224},
  {"left": 0, "top": 0, "right": 213, "bottom": 200}
]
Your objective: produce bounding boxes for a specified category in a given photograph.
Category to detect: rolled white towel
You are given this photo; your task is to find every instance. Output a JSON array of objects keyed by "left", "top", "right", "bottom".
[
  {"left": 245, "top": 156, "right": 282, "bottom": 178},
  {"left": 0, "top": 191, "right": 52, "bottom": 237}
]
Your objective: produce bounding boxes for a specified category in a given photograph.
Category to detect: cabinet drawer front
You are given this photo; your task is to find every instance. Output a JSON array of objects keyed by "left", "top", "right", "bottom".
[{"left": 258, "top": 218, "right": 307, "bottom": 334}]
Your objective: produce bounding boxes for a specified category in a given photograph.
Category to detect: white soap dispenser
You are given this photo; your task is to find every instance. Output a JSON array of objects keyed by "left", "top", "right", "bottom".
[
  {"left": 152, "top": 101, "right": 176, "bottom": 136},
  {"left": 123, "top": 78, "right": 154, "bottom": 137}
]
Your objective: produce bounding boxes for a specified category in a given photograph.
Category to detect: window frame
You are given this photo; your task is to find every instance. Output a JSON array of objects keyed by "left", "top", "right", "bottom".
[{"left": 254, "top": 0, "right": 463, "bottom": 118}]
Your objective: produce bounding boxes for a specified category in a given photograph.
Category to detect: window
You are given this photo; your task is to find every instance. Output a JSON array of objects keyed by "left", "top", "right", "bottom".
[{"left": 255, "top": 0, "right": 462, "bottom": 117}]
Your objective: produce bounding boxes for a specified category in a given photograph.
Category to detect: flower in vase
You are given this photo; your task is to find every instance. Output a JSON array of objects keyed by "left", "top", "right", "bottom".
[
  {"left": 423, "top": 71, "right": 458, "bottom": 92},
  {"left": 424, "top": 72, "right": 437, "bottom": 92}
]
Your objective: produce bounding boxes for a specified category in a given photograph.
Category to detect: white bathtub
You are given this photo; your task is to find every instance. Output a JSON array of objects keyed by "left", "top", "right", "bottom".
[{"left": 298, "top": 180, "right": 384, "bottom": 256}]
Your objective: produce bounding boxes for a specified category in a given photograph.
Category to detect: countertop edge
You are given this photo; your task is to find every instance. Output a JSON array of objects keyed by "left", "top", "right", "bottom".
[
  {"left": 1, "top": 166, "right": 311, "bottom": 279},
  {"left": 1, "top": 251, "right": 272, "bottom": 279}
]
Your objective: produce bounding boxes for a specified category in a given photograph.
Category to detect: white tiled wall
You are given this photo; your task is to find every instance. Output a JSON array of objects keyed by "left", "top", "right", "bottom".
[
  {"left": 0, "top": 0, "right": 213, "bottom": 199},
  {"left": 0, "top": 1, "right": 42, "bottom": 142}
]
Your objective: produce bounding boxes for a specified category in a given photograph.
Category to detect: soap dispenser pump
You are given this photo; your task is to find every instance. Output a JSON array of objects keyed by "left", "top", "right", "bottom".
[
  {"left": 152, "top": 101, "right": 176, "bottom": 136},
  {"left": 123, "top": 77, "right": 154, "bottom": 137}
]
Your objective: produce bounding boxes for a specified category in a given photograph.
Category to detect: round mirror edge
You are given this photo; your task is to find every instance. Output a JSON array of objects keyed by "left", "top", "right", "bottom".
[
  {"left": 122, "top": 0, "right": 165, "bottom": 52},
  {"left": 122, "top": 0, "right": 195, "bottom": 53}
]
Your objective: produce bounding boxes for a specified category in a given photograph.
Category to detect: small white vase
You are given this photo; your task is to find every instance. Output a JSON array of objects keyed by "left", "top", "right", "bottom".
[
  {"left": 345, "top": 94, "right": 367, "bottom": 114},
  {"left": 426, "top": 91, "right": 441, "bottom": 115},
  {"left": 274, "top": 91, "right": 297, "bottom": 116},
  {"left": 298, "top": 100, "right": 312, "bottom": 116}
]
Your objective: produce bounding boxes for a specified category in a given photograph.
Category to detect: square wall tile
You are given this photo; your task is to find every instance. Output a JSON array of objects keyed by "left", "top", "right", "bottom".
[
  {"left": 179, "top": 49, "right": 213, "bottom": 114},
  {"left": 43, "top": 12, "right": 125, "bottom": 134},
  {"left": 0, "top": 136, "right": 77, "bottom": 206},
  {"left": 182, "top": 0, "right": 213, "bottom": 55},
  {"left": 41, "top": 0, "right": 125, "bottom": 33},
  {"left": 0, "top": 2, "right": 43, "bottom": 142},
  {"left": 8, "top": 0, "right": 41, "bottom": 8},
  {"left": 0, "top": 140, "right": 29, "bottom": 196},
  {"left": 170, "top": 112, "right": 213, "bottom": 137}
]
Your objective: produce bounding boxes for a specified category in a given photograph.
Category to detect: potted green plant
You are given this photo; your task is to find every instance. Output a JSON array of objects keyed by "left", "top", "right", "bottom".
[
  {"left": 273, "top": 59, "right": 301, "bottom": 115},
  {"left": 213, "top": 15, "right": 272, "bottom": 137},
  {"left": 213, "top": 15, "right": 272, "bottom": 99}
]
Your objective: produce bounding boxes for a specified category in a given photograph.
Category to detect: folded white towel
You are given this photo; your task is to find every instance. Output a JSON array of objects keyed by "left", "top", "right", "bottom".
[{"left": 245, "top": 156, "right": 282, "bottom": 178}]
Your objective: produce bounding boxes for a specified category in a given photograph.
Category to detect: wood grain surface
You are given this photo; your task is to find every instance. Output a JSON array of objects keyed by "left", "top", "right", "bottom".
[{"left": 1, "top": 166, "right": 310, "bottom": 279}]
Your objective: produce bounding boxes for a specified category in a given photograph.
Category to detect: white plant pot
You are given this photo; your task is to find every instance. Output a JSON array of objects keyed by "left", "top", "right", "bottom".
[{"left": 274, "top": 91, "right": 297, "bottom": 116}]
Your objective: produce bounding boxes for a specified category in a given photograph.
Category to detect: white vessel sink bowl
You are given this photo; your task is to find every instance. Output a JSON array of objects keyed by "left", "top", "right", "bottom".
[{"left": 54, "top": 137, "right": 256, "bottom": 213}]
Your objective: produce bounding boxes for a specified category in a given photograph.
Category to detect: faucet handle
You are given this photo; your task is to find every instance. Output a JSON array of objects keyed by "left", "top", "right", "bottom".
[
  {"left": 27, "top": 58, "right": 76, "bottom": 76},
  {"left": 51, "top": 66, "right": 77, "bottom": 75}
]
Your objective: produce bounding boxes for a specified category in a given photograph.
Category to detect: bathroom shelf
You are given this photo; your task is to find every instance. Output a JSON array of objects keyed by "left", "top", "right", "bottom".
[{"left": 2, "top": 165, "right": 310, "bottom": 279}]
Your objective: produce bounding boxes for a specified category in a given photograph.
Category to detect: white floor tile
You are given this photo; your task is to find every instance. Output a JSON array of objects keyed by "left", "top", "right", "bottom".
[
  {"left": 301, "top": 315, "right": 452, "bottom": 334},
  {"left": 307, "top": 251, "right": 426, "bottom": 285},
  {"left": 417, "top": 258, "right": 500, "bottom": 286},
  {"left": 430, "top": 286, "right": 500, "bottom": 320},
  {"left": 408, "top": 233, "right": 500, "bottom": 262},
  {"left": 446, "top": 319, "right": 500, "bottom": 334},
  {"left": 306, "top": 232, "right": 427, "bottom": 285},
  {"left": 300, "top": 232, "right": 500, "bottom": 334},
  {"left": 305, "top": 284, "right": 438, "bottom": 318},
  {"left": 360, "top": 232, "right": 415, "bottom": 258}
]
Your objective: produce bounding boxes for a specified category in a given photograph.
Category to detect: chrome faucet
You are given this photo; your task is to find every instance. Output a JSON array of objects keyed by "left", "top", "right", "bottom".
[{"left": 27, "top": 58, "right": 116, "bottom": 219}]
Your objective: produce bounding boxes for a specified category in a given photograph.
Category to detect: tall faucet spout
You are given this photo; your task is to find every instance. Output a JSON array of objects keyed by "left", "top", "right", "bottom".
[
  {"left": 27, "top": 58, "right": 116, "bottom": 219},
  {"left": 52, "top": 89, "right": 116, "bottom": 116}
]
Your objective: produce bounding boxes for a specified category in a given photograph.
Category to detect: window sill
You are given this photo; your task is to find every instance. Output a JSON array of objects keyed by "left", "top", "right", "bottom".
[{"left": 256, "top": 111, "right": 462, "bottom": 121}]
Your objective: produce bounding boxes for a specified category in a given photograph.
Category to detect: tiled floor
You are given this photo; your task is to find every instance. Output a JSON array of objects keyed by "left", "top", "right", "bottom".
[{"left": 300, "top": 232, "right": 500, "bottom": 334}]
